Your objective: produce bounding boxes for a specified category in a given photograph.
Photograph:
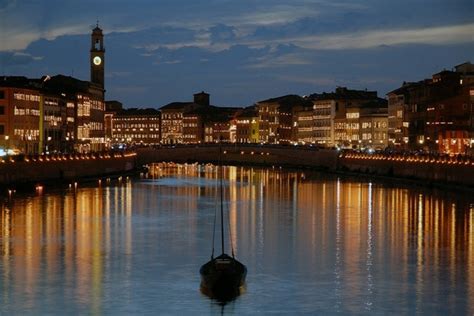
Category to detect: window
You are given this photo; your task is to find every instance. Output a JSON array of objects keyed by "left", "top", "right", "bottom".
[
  {"left": 0, "top": 91, "right": 4, "bottom": 99},
  {"left": 346, "top": 112, "right": 359, "bottom": 119},
  {"left": 0, "top": 106, "right": 4, "bottom": 115},
  {"left": 0, "top": 125, "right": 3, "bottom": 134}
]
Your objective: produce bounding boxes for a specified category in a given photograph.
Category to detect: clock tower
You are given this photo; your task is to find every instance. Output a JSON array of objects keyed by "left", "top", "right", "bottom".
[{"left": 90, "top": 23, "right": 105, "bottom": 89}]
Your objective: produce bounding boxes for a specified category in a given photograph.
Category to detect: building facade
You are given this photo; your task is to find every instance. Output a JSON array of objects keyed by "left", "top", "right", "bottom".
[
  {"left": 256, "top": 95, "right": 312, "bottom": 144},
  {"left": 236, "top": 106, "right": 259, "bottom": 143},
  {"left": 389, "top": 64, "right": 474, "bottom": 154},
  {"left": 112, "top": 108, "right": 160, "bottom": 146},
  {"left": 0, "top": 79, "right": 42, "bottom": 154},
  {"left": 293, "top": 106, "right": 314, "bottom": 144},
  {"left": 312, "top": 99, "right": 336, "bottom": 146},
  {"left": 312, "top": 87, "right": 381, "bottom": 149}
]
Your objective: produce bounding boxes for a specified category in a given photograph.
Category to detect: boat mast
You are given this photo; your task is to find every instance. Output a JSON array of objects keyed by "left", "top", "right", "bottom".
[{"left": 220, "top": 143, "right": 225, "bottom": 255}]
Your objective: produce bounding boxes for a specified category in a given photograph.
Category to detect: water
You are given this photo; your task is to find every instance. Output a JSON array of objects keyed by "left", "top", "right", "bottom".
[{"left": 1, "top": 164, "right": 473, "bottom": 315}]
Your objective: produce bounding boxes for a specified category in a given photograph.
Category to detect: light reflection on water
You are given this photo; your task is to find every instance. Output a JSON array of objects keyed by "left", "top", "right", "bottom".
[{"left": 0, "top": 164, "right": 473, "bottom": 315}]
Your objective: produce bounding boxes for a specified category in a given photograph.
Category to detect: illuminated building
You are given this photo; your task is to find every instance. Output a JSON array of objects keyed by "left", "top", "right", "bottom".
[
  {"left": 210, "top": 109, "right": 239, "bottom": 143},
  {"left": 104, "top": 101, "right": 123, "bottom": 148},
  {"left": 387, "top": 86, "right": 410, "bottom": 148},
  {"left": 256, "top": 95, "right": 312, "bottom": 144},
  {"left": 256, "top": 99, "right": 279, "bottom": 144},
  {"left": 161, "top": 92, "right": 239, "bottom": 144},
  {"left": 160, "top": 102, "right": 198, "bottom": 144},
  {"left": 391, "top": 63, "right": 474, "bottom": 154},
  {"left": 160, "top": 92, "right": 211, "bottom": 144},
  {"left": 277, "top": 105, "right": 294, "bottom": 144},
  {"left": 212, "top": 121, "right": 232, "bottom": 142},
  {"left": 0, "top": 25, "right": 106, "bottom": 154},
  {"left": 335, "top": 99, "right": 388, "bottom": 150},
  {"left": 293, "top": 105, "right": 314, "bottom": 144},
  {"left": 42, "top": 93, "right": 63, "bottom": 153},
  {"left": 429, "top": 87, "right": 472, "bottom": 154},
  {"left": 183, "top": 106, "right": 240, "bottom": 144},
  {"left": 236, "top": 106, "right": 259, "bottom": 143},
  {"left": 112, "top": 108, "right": 160, "bottom": 146},
  {"left": 44, "top": 75, "right": 105, "bottom": 153},
  {"left": 358, "top": 100, "right": 389, "bottom": 150},
  {"left": 0, "top": 77, "right": 41, "bottom": 154},
  {"left": 314, "top": 87, "right": 381, "bottom": 149},
  {"left": 311, "top": 98, "right": 336, "bottom": 146},
  {"left": 183, "top": 112, "right": 204, "bottom": 144}
]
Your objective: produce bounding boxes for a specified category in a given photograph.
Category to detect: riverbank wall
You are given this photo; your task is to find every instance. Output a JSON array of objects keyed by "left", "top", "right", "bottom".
[
  {"left": 338, "top": 152, "right": 474, "bottom": 187},
  {"left": 0, "top": 153, "right": 137, "bottom": 188}
]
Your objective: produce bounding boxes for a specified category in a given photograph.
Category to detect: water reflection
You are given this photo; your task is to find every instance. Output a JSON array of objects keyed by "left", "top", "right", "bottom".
[
  {"left": 0, "top": 183, "right": 133, "bottom": 315},
  {"left": 0, "top": 164, "right": 473, "bottom": 314}
]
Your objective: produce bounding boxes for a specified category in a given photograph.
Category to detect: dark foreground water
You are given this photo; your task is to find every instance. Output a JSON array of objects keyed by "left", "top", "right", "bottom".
[{"left": 1, "top": 164, "right": 473, "bottom": 315}]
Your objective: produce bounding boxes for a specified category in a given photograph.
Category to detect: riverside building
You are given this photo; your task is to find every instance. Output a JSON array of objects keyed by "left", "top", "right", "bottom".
[
  {"left": 112, "top": 108, "right": 160, "bottom": 146},
  {"left": 388, "top": 62, "right": 474, "bottom": 154},
  {"left": 311, "top": 87, "right": 383, "bottom": 149}
]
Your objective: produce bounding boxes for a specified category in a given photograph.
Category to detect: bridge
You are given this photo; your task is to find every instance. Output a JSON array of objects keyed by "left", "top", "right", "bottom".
[{"left": 136, "top": 144, "right": 338, "bottom": 170}]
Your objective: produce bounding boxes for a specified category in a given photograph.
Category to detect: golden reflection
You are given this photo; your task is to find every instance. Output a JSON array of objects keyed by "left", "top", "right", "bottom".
[
  {"left": 416, "top": 194, "right": 424, "bottom": 311},
  {"left": 0, "top": 163, "right": 473, "bottom": 313},
  {"left": 469, "top": 205, "right": 474, "bottom": 315},
  {"left": 0, "top": 183, "right": 135, "bottom": 314}
]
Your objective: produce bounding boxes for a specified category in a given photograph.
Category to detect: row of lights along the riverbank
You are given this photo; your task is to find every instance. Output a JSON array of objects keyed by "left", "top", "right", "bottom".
[
  {"left": 222, "top": 150, "right": 271, "bottom": 156},
  {"left": 0, "top": 152, "right": 136, "bottom": 163},
  {"left": 343, "top": 152, "right": 474, "bottom": 165},
  {"left": 19, "top": 176, "right": 131, "bottom": 198}
]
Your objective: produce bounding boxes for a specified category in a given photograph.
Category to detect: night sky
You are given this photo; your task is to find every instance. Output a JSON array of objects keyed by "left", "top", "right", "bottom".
[{"left": 1, "top": 0, "right": 473, "bottom": 107}]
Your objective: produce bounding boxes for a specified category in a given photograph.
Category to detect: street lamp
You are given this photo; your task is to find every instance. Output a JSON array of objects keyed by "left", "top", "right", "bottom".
[
  {"left": 4, "top": 135, "right": 9, "bottom": 150},
  {"left": 46, "top": 136, "right": 52, "bottom": 153},
  {"left": 26, "top": 135, "right": 32, "bottom": 154}
]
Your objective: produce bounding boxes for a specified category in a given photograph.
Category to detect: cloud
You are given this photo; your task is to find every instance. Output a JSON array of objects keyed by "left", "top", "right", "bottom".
[
  {"left": 0, "top": 51, "right": 43, "bottom": 66},
  {"left": 303, "top": 23, "right": 474, "bottom": 49},
  {"left": 209, "top": 24, "right": 236, "bottom": 43},
  {"left": 240, "top": 23, "right": 474, "bottom": 50},
  {"left": 1, "top": 0, "right": 473, "bottom": 107}
]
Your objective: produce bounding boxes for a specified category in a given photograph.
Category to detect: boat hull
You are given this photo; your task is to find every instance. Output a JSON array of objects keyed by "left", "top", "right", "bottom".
[{"left": 200, "top": 254, "right": 247, "bottom": 299}]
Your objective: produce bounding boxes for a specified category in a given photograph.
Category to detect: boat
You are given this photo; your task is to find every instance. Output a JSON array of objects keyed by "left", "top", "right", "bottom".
[{"left": 200, "top": 146, "right": 247, "bottom": 300}]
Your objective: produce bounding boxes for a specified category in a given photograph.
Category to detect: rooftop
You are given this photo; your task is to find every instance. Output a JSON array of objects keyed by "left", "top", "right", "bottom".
[
  {"left": 257, "top": 94, "right": 313, "bottom": 109},
  {"left": 160, "top": 102, "right": 197, "bottom": 110},
  {"left": 116, "top": 108, "right": 160, "bottom": 116}
]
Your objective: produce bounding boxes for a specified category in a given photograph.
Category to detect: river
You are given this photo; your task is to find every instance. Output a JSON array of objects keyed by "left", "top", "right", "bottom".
[{"left": 1, "top": 163, "right": 473, "bottom": 315}]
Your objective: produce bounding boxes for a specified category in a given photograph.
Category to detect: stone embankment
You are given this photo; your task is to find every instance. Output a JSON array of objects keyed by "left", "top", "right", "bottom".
[
  {"left": 0, "top": 152, "right": 137, "bottom": 188},
  {"left": 338, "top": 152, "right": 474, "bottom": 187}
]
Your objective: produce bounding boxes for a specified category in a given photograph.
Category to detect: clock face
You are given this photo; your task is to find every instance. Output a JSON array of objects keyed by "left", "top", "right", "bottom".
[{"left": 93, "top": 56, "right": 102, "bottom": 65}]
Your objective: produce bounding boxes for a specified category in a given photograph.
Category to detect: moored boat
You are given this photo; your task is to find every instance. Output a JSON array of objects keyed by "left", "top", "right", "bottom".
[{"left": 200, "top": 145, "right": 247, "bottom": 300}]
